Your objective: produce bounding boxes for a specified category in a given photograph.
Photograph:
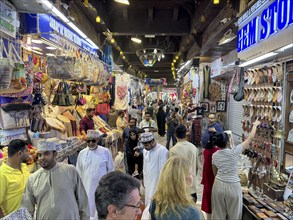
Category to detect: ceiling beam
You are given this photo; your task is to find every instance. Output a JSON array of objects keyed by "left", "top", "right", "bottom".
[
  {"left": 110, "top": 19, "right": 190, "bottom": 36},
  {"left": 173, "top": 8, "right": 179, "bottom": 21},
  {"left": 122, "top": 8, "right": 128, "bottom": 20},
  {"left": 148, "top": 8, "right": 154, "bottom": 22}
]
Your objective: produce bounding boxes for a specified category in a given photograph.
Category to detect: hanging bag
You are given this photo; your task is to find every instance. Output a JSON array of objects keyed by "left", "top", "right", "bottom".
[
  {"left": 47, "top": 43, "right": 75, "bottom": 79},
  {"left": 234, "top": 67, "right": 245, "bottom": 102},
  {"left": 64, "top": 82, "right": 74, "bottom": 106},
  {"left": 228, "top": 68, "right": 239, "bottom": 95},
  {"left": 0, "top": 38, "right": 14, "bottom": 89},
  {"left": 52, "top": 82, "right": 66, "bottom": 106},
  {"left": 9, "top": 43, "right": 27, "bottom": 90}
]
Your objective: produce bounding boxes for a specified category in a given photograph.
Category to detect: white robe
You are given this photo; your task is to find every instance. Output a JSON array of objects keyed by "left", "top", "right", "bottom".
[
  {"left": 143, "top": 143, "right": 168, "bottom": 206},
  {"left": 21, "top": 163, "right": 89, "bottom": 220},
  {"left": 76, "top": 146, "right": 114, "bottom": 219}
]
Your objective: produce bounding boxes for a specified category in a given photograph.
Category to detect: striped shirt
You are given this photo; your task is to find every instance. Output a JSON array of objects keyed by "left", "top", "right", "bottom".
[{"left": 212, "top": 144, "right": 242, "bottom": 183}]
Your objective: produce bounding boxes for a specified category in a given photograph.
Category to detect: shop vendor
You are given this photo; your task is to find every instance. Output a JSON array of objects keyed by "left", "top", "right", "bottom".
[
  {"left": 80, "top": 108, "right": 95, "bottom": 140},
  {"left": 201, "top": 114, "right": 224, "bottom": 148}
]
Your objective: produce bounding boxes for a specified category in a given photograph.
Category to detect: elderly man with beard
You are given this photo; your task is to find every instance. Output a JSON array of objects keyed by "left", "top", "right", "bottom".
[
  {"left": 21, "top": 140, "right": 90, "bottom": 220},
  {"left": 0, "top": 139, "right": 29, "bottom": 218},
  {"left": 76, "top": 130, "right": 114, "bottom": 220}
]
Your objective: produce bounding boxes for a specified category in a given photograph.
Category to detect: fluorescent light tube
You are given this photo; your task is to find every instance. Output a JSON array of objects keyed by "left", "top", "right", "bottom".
[
  {"left": 52, "top": 7, "right": 70, "bottom": 23},
  {"left": 32, "top": 39, "right": 43, "bottom": 44},
  {"left": 114, "top": 0, "right": 130, "bottom": 5},
  {"left": 131, "top": 37, "right": 142, "bottom": 44},
  {"left": 67, "top": 22, "right": 87, "bottom": 38},
  {"left": 46, "top": 46, "right": 57, "bottom": 50},
  {"left": 46, "top": 53, "right": 55, "bottom": 56},
  {"left": 32, "top": 50, "right": 43, "bottom": 55},
  {"left": 276, "top": 43, "right": 293, "bottom": 52},
  {"left": 39, "top": 0, "right": 69, "bottom": 23},
  {"left": 85, "top": 38, "right": 99, "bottom": 49},
  {"left": 239, "top": 52, "right": 278, "bottom": 67}
]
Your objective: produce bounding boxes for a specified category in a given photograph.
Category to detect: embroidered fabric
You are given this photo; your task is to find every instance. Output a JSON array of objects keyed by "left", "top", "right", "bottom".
[{"left": 114, "top": 74, "right": 130, "bottom": 110}]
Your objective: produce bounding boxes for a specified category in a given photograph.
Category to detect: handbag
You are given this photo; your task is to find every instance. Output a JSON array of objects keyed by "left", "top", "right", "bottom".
[
  {"left": 95, "top": 103, "right": 110, "bottom": 115},
  {"left": 0, "top": 108, "right": 30, "bottom": 129},
  {"left": 0, "top": 38, "right": 14, "bottom": 89},
  {"left": 52, "top": 82, "right": 65, "bottom": 106},
  {"left": 76, "top": 94, "right": 87, "bottom": 106},
  {"left": 9, "top": 43, "right": 27, "bottom": 90},
  {"left": 47, "top": 56, "right": 75, "bottom": 79},
  {"left": 234, "top": 67, "right": 245, "bottom": 102},
  {"left": 52, "top": 81, "right": 74, "bottom": 106},
  {"left": 228, "top": 69, "right": 239, "bottom": 95}
]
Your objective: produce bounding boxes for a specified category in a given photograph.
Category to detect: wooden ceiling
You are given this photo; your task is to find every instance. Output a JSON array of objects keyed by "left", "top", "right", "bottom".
[{"left": 83, "top": 0, "right": 240, "bottom": 82}]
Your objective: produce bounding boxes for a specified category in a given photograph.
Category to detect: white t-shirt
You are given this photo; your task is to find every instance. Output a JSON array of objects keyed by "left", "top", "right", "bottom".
[
  {"left": 212, "top": 144, "right": 242, "bottom": 183},
  {"left": 139, "top": 119, "right": 157, "bottom": 132}
]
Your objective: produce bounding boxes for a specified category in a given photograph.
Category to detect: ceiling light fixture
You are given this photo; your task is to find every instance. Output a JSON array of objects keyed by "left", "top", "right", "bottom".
[
  {"left": 120, "top": 51, "right": 123, "bottom": 55},
  {"left": 110, "top": 38, "right": 115, "bottom": 44},
  {"left": 123, "top": 56, "right": 126, "bottom": 59},
  {"left": 219, "top": 29, "right": 236, "bottom": 45},
  {"left": 114, "top": 0, "right": 130, "bottom": 5},
  {"left": 32, "top": 39, "right": 43, "bottom": 44},
  {"left": 213, "top": 0, "right": 220, "bottom": 4},
  {"left": 162, "top": 54, "right": 165, "bottom": 59},
  {"left": 275, "top": 43, "right": 293, "bottom": 52},
  {"left": 136, "top": 48, "right": 164, "bottom": 67},
  {"left": 239, "top": 52, "right": 278, "bottom": 67},
  {"left": 46, "top": 53, "right": 55, "bottom": 56},
  {"left": 46, "top": 46, "right": 57, "bottom": 50},
  {"left": 96, "top": 16, "right": 101, "bottom": 23},
  {"left": 131, "top": 37, "right": 142, "bottom": 44}
]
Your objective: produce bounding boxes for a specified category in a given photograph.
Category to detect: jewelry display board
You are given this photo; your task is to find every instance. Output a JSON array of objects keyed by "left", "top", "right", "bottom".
[
  {"left": 283, "top": 60, "right": 293, "bottom": 174},
  {"left": 241, "top": 62, "right": 287, "bottom": 191}
]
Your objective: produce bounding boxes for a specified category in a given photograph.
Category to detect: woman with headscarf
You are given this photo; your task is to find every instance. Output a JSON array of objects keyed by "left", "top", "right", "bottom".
[
  {"left": 156, "top": 104, "right": 166, "bottom": 137},
  {"left": 125, "top": 128, "right": 143, "bottom": 177}
]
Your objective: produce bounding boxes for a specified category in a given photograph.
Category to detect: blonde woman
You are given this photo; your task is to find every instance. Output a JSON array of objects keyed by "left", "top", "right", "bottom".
[{"left": 149, "top": 156, "right": 201, "bottom": 220}]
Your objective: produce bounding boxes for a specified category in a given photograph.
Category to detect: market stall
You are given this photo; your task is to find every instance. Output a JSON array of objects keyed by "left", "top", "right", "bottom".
[{"left": 235, "top": 0, "right": 293, "bottom": 218}]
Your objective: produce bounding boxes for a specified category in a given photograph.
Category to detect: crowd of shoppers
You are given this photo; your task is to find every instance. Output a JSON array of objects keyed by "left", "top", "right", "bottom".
[{"left": 0, "top": 98, "right": 262, "bottom": 220}]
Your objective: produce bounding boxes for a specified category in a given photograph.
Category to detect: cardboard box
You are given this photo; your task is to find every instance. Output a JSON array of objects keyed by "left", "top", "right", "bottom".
[{"left": 263, "top": 183, "right": 285, "bottom": 201}]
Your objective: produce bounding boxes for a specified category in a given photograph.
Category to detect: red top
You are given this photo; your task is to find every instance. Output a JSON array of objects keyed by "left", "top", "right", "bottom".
[
  {"left": 201, "top": 147, "right": 220, "bottom": 187},
  {"left": 79, "top": 116, "right": 94, "bottom": 133}
]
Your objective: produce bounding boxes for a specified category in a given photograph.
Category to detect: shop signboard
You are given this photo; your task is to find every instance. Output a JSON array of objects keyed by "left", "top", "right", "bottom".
[
  {"left": 0, "top": 0, "right": 17, "bottom": 38},
  {"left": 210, "top": 57, "right": 223, "bottom": 78},
  {"left": 37, "top": 14, "right": 96, "bottom": 53},
  {"left": 238, "top": 0, "right": 293, "bottom": 60},
  {"left": 162, "top": 88, "right": 177, "bottom": 94},
  {"left": 145, "top": 78, "right": 166, "bottom": 85}
]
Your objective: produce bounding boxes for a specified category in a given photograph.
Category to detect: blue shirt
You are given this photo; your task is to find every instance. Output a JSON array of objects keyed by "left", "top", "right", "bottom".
[
  {"left": 201, "top": 122, "right": 223, "bottom": 148},
  {"left": 149, "top": 201, "right": 201, "bottom": 220}
]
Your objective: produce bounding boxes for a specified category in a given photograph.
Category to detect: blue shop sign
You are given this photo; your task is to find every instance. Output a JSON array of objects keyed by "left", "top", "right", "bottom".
[
  {"left": 237, "top": 0, "right": 293, "bottom": 53},
  {"left": 38, "top": 14, "right": 96, "bottom": 53}
]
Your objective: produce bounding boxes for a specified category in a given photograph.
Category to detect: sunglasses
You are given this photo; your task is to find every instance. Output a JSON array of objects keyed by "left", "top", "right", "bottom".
[{"left": 87, "top": 140, "right": 96, "bottom": 143}]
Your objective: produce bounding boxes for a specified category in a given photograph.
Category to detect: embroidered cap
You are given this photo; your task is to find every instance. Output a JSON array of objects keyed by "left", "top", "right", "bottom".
[
  {"left": 37, "top": 140, "right": 61, "bottom": 152},
  {"left": 140, "top": 132, "right": 154, "bottom": 143},
  {"left": 86, "top": 129, "right": 107, "bottom": 140}
]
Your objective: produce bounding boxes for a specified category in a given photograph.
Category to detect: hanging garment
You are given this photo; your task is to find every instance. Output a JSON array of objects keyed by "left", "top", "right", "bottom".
[
  {"left": 191, "top": 118, "right": 202, "bottom": 146},
  {"left": 203, "top": 65, "right": 211, "bottom": 99},
  {"left": 114, "top": 74, "right": 130, "bottom": 110}
]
